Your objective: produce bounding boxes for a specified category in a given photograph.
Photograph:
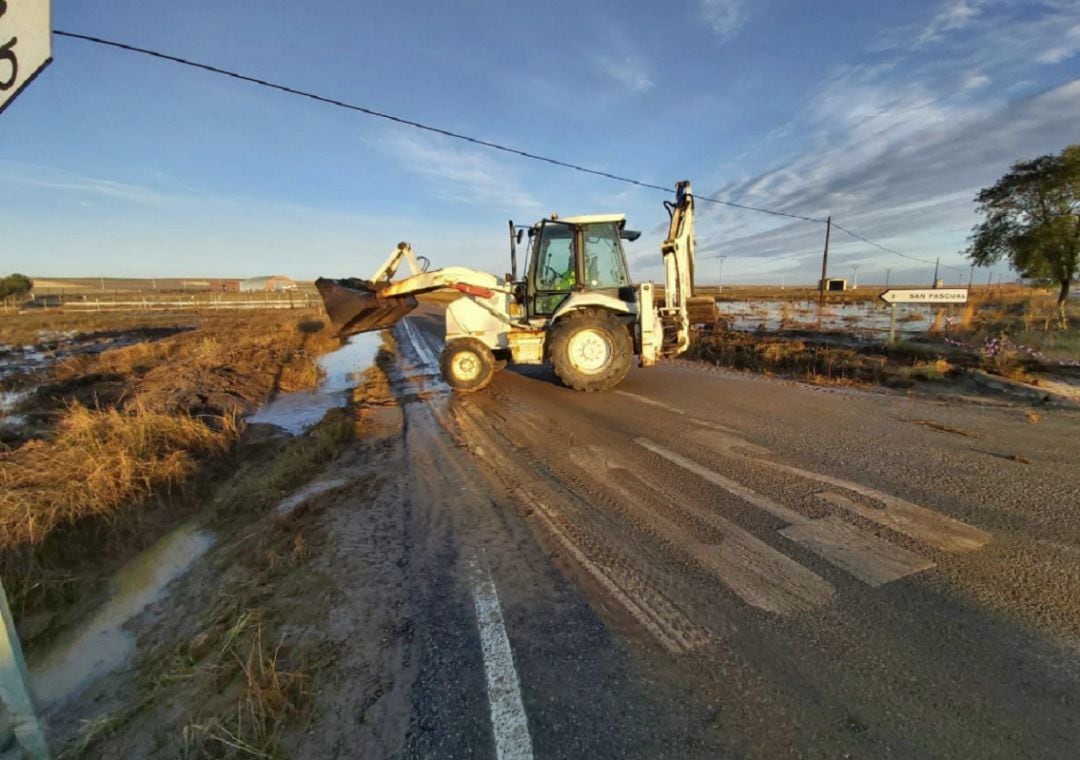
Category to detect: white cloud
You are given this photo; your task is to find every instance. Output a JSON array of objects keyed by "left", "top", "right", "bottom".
[
  {"left": 379, "top": 132, "right": 539, "bottom": 210},
  {"left": 688, "top": 77, "right": 1080, "bottom": 283},
  {"left": 915, "top": 0, "right": 983, "bottom": 46},
  {"left": 597, "top": 54, "right": 654, "bottom": 93},
  {"left": 2, "top": 166, "right": 178, "bottom": 207},
  {"left": 961, "top": 72, "right": 990, "bottom": 90},
  {"left": 1036, "top": 23, "right": 1080, "bottom": 63},
  {"left": 700, "top": 0, "right": 745, "bottom": 41}
]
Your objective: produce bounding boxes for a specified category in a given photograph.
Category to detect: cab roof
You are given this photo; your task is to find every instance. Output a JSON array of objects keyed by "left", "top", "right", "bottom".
[{"left": 534, "top": 213, "right": 627, "bottom": 227}]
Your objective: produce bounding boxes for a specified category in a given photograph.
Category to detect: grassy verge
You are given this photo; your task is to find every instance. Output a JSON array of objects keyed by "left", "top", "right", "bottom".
[
  {"left": 0, "top": 310, "right": 340, "bottom": 624},
  {"left": 688, "top": 330, "right": 960, "bottom": 387},
  {"left": 62, "top": 356, "right": 393, "bottom": 759}
]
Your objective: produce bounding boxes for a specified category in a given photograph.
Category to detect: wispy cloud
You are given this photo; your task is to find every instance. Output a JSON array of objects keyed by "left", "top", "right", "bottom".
[
  {"left": 1036, "top": 23, "right": 1080, "bottom": 64},
  {"left": 380, "top": 132, "right": 539, "bottom": 210},
  {"left": 914, "top": 0, "right": 983, "bottom": 46},
  {"left": 597, "top": 54, "right": 654, "bottom": 94},
  {"left": 1, "top": 164, "right": 178, "bottom": 207},
  {"left": 961, "top": 71, "right": 990, "bottom": 91},
  {"left": 687, "top": 77, "right": 1080, "bottom": 282},
  {"left": 700, "top": 0, "right": 745, "bottom": 41}
]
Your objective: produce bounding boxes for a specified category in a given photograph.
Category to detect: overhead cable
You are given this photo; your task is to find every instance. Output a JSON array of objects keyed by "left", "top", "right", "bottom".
[{"left": 53, "top": 30, "right": 964, "bottom": 269}]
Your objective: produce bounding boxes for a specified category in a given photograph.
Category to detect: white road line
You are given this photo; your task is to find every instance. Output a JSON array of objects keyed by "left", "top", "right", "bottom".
[
  {"left": 634, "top": 438, "right": 940, "bottom": 588},
  {"left": 634, "top": 437, "right": 806, "bottom": 525},
  {"left": 471, "top": 564, "right": 534, "bottom": 760},
  {"left": 615, "top": 391, "right": 737, "bottom": 433},
  {"left": 400, "top": 319, "right": 439, "bottom": 367}
]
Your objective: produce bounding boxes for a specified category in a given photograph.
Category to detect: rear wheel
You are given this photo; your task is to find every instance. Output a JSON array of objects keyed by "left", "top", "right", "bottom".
[
  {"left": 548, "top": 308, "right": 633, "bottom": 392},
  {"left": 440, "top": 338, "right": 495, "bottom": 393}
]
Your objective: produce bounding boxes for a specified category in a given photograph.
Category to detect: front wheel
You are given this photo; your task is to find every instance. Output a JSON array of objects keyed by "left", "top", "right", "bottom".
[
  {"left": 548, "top": 308, "right": 633, "bottom": 392},
  {"left": 439, "top": 338, "right": 495, "bottom": 393}
]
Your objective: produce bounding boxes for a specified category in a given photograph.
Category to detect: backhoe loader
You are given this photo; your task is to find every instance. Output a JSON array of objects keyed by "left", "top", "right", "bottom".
[{"left": 316, "top": 180, "right": 702, "bottom": 392}]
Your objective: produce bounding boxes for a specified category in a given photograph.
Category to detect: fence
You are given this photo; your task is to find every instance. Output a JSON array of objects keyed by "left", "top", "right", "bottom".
[{"left": 12, "top": 290, "right": 323, "bottom": 313}]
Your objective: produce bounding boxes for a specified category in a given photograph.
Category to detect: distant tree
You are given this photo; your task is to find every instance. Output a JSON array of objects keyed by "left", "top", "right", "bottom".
[
  {"left": 965, "top": 144, "right": 1079, "bottom": 307},
  {"left": 0, "top": 273, "right": 33, "bottom": 299}
]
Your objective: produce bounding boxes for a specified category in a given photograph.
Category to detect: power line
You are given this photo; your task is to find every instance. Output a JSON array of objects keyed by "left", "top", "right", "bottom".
[
  {"left": 831, "top": 222, "right": 966, "bottom": 272},
  {"left": 53, "top": 30, "right": 825, "bottom": 224},
  {"left": 52, "top": 30, "right": 963, "bottom": 270}
]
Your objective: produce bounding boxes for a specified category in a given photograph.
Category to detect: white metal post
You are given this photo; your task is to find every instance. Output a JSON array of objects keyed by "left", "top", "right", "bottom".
[{"left": 0, "top": 579, "right": 49, "bottom": 758}]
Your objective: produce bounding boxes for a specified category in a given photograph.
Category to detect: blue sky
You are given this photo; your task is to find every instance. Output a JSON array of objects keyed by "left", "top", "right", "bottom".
[{"left": 1, "top": 0, "right": 1078, "bottom": 285}]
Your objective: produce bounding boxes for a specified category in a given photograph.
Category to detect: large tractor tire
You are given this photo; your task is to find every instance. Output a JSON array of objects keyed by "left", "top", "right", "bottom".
[
  {"left": 440, "top": 338, "right": 496, "bottom": 393},
  {"left": 548, "top": 308, "right": 633, "bottom": 392}
]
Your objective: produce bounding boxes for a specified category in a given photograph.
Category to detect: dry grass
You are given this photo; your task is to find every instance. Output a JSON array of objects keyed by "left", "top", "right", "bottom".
[
  {"left": 0, "top": 404, "right": 233, "bottom": 549},
  {"left": 0, "top": 311, "right": 343, "bottom": 618},
  {"left": 689, "top": 330, "right": 963, "bottom": 388}
]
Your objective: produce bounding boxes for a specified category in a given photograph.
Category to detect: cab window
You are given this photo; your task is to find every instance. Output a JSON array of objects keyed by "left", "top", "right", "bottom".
[{"left": 583, "top": 223, "right": 629, "bottom": 289}]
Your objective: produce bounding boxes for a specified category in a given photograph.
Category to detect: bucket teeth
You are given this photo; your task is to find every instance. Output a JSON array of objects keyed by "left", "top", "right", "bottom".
[{"left": 315, "top": 277, "right": 418, "bottom": 337}]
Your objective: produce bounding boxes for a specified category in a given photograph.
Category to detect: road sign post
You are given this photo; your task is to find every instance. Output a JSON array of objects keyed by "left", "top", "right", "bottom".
[
  {"left": 0, "top": 578, "right": 49, "bottom": 759},
  {"left": 0, "top": 0, "right": 52, "bottom": 115},
  {"left": 880, "top": 289, "right": 968, "bottom": 346}
]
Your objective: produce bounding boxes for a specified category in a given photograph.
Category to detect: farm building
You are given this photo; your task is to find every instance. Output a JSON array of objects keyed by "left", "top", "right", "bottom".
[
  {"left": 240, "top": 275, "right": 297, "bottom": 292},
  {"left": 209, "top": 279, "right": 241, "bottom": 292}
]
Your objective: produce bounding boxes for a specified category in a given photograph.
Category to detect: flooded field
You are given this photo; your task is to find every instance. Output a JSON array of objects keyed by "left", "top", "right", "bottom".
[{"left": 717, "top": 299, "right": 935, "bottom": 338}]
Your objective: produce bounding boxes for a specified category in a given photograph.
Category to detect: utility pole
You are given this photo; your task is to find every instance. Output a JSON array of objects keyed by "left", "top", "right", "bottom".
[
  {"left": 885, "top": 268, "right": 891, "bottom": 288},
  {"left": 818, "top": 215, "right": 831, "bottom": 303},
  {"left": 718, "top": 255, "right": 728, "bottom": 292},
  {"left": 967, "top": 264, "right": 974, "bottom": 288},
  {"left": 932, "top": 257, "right": 940, "bottom": 288},
  {"left": 850, "top": 264, "right": 859, "bottom": 289}
]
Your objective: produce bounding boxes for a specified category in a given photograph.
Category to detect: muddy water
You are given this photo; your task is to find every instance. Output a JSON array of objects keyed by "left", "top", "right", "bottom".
[
  {"left": 29, "top": 524, "right": 214, "bottom": 707},
  {"left": 717, "top": 300, "right": 936, "bottom": 337},
  {"left": 247, "top": 331, "right": 382, "bottom": 434}
]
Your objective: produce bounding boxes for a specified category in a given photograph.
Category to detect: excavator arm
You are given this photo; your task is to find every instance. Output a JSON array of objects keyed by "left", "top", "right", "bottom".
[{"left": 639, "top": 180, "right": 697, "bottom": 365}]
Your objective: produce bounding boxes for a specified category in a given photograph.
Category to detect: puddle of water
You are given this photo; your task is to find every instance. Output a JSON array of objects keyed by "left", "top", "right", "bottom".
[
  {"left": 716, "top": 300, "right": 935, "bottom": 337},
  {"left": 274, "top": 477, "right": 351, "bottom": 517},
  {"left": 29, "top": 523, "right": 215, "bottom": 707},
  {"left": 247, "top": 331, "right": 382, "bottom": 435}
]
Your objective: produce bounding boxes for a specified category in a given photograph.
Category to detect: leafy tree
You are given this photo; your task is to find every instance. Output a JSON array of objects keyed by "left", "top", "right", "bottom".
[
  {"left": 0, "top": 273, "right": 33, "bottom": 299},
  {"left": 966, "top": 144, "right": 1079, "bottom": 306}
]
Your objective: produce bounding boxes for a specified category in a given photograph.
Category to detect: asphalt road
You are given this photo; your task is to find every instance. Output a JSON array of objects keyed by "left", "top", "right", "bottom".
[{"left": 389, "top": 308, "right": 1080, "bottom": 759}]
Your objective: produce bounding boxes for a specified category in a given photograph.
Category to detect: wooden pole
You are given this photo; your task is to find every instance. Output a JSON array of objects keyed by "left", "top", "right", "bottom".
[
  {"left": 0, "top": 579, "right": 50, "bottom": 758},
  {"left": 818, "top": 216, "right": 831, "bottom": 304}
]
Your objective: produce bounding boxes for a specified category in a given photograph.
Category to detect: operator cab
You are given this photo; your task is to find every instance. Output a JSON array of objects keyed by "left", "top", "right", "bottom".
[{"left": 517, "top": 215, "right": 640, "bottom": 319}]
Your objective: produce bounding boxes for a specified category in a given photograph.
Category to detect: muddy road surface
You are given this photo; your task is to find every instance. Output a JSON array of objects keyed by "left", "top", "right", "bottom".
[{"left": 371, "top": 304, "right": 1080, "bottom": 760}]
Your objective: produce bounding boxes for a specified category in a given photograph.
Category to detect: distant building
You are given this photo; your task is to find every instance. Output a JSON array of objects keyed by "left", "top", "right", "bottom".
[
  {"left": 820, "top": 278, "right": 847, "bottom": 292},
  {"left": 210, "top": 279, "right": 241, "bottom": 292},
  {"left": 240, "top": 275, "right": 297, "bottom": 292}
]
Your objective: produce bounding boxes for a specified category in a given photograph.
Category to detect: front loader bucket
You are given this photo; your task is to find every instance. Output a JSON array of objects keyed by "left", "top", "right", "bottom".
[{"left": 315, "top": 277, "right": 418, "bottom": 337}]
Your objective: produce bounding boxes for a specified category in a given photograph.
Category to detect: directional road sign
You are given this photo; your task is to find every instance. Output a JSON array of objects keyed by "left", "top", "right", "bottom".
[
  {"left": 879, "top": 288, "right": 968, "bottom": 304},
  {"left": 0, "top": 0, "right": 52, "bottom": 115}
]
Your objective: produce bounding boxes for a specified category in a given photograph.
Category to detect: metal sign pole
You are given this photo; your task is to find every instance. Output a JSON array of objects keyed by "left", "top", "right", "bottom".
[
  {"left": 0, "top": 579, "right": 49, "bottom": 758},
  {"left": 888, "top": 303, "right": 897, "bottom": 346}
]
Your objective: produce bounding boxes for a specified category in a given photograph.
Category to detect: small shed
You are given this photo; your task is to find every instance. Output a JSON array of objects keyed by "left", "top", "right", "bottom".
[
  {"left": 240, "top": 275, "right": 297, "bottom": 292},
  {"left": 820, "top": 278, "right": 847, "bottom": 292}
]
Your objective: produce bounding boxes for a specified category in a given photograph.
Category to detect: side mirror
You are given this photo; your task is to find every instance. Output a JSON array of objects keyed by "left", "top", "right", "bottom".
[{"left": 516, "top": 229, "right": 525, "bottom": 244}]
